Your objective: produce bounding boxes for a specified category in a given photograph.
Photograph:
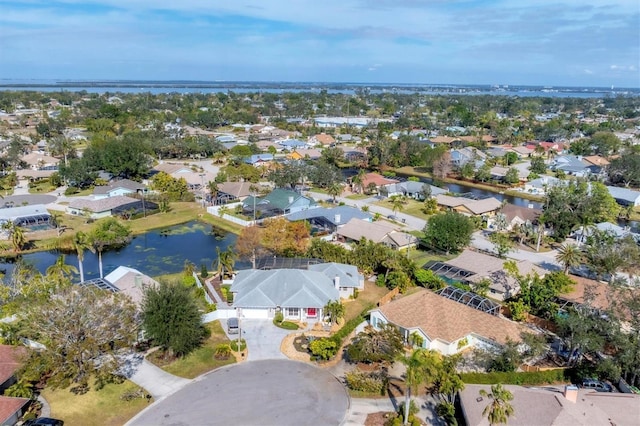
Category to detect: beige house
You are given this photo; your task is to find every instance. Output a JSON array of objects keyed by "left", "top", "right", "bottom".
[
  {"left": 369, "top": 290, "right": 531, "bottom": 355},
  {"left": 336, "top": 218, "right": 418, "bottom": 250}
]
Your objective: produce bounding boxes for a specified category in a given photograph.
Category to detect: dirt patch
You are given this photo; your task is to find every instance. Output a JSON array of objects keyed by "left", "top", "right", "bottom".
[{"left": 365, "top": 412, "right": 392, "bottom": 426}]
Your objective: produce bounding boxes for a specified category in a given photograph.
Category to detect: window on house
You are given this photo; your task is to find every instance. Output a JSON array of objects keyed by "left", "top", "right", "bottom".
[{"left": 286, "top": 308, "right": 299, "bottom": 317}]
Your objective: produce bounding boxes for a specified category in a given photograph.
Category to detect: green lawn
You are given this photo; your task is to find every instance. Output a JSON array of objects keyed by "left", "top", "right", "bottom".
[
  {"left": 408, "top": 248, "right": 455, "bottom": 268},
  {"left": 343, "top": 281, "right": 389, "bottom": 322},
  {"left": 372, "top": 198, "right": 431, "bottom": 220},
  {"left": 147, "top": 321, "right": 235, "bottom": 379},
  {"left": 345, "top": 193, "right": 370, "bottom": 200},
  {"left": 42, "top": 379, "right": 152, "bottom": 426}
]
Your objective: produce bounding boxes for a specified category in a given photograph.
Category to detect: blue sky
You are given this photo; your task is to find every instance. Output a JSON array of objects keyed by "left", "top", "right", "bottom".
[{"left": 1, "top": 0, "right": 638, "bottom": 87}]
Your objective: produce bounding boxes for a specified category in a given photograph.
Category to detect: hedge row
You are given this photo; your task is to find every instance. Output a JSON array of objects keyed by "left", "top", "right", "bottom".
[
  {"left": 460, "top": 369, "right": 571, "bottom": 385},
  {"left": 310, "top": 303, "right": 375, "bottom": 360}
]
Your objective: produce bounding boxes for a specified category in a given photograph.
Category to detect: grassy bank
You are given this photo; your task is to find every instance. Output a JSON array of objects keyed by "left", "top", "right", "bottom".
[{"left": 0, "top": 202, "right": 243, "bottom": 257}]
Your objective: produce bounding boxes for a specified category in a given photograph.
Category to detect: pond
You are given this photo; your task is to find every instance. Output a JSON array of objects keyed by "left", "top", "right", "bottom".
[{"left": 0, "top": 221, "right": 241, "bottom": 280}]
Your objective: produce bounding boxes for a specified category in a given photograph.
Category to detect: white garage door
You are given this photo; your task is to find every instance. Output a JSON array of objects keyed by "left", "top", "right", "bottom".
[{"left": 241, "top": 308, "right": 269, "bottom": 319}]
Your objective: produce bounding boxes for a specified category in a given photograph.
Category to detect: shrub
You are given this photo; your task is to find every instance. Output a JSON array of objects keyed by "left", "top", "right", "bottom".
[
  {"left": 230, "top": 339, "right": 247, "bottom": 352},
  {"left": 275, "top": 321, "right": 299, "bottom": 330},
  {"left": 214, "top": 344, "right": 231, "bottom": 359},
  {"left": 65, "top": 186, "right": 79, "bottom": 195},
  {"left": 182, "top": 275, "right": 196, "bottom": 287},
  {"left": 460, "top": 369, "right": 570, "bottom": 385},
  {"left": 309, "top": 338, "right": 338, "bottom": 360},
  {"left": 344, "top": 369, "right": 388, "bottom": 394},
  {"left": 200, "top": 264, "right": 209, "bottom": 278},
  {"left": 273, "top": 311, "right": 284, "bottom": 324}
]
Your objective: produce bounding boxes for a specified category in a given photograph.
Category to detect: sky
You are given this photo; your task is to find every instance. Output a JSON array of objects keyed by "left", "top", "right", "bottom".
[{"left": 0, "top": 0, "right": 639, "bottom": 87}]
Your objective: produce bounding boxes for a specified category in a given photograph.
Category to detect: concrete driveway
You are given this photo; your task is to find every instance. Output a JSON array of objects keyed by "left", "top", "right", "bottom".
[
  {"left": 127, "top": 360, "right": 350, "bottom": 426},
  {"left": 227, "top": 318, "right": 292, "bottom": 361}
]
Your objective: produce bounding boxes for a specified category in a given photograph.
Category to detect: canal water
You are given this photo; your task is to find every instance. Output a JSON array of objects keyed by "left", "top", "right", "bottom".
[{"left": 0, "top": 221, "right": 240, "bottom": 280}]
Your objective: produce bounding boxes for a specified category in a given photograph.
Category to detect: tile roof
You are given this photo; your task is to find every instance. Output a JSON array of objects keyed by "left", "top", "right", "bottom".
[
  {"left": 461, "top": 198, "right": 503, "bottom": 215},
  {"left": 313, "top": 133, "right": 336, "bottom": 145},
  {"left": 361, "top": 173, "right": 399, "bottom": 187},
  {"left": 375, "top": 290, "right": 528, "bottom": 345},
  {"left": 582, "top": 155, "right": 610, "bottom": 166}
]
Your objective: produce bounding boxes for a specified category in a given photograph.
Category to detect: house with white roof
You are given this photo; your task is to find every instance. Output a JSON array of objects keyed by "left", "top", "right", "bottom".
[
  {"left": 606, "top": 185, "right": 640, "bottom": 207},
  {"left": 230, "top": 269, "right": 339, "bottom": 321},
  {"left": 380, "top": 181, "right": 447, "bottom": 200}
]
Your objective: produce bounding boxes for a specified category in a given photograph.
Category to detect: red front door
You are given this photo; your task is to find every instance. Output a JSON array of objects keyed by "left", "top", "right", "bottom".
[{"left": 307, "top": 308, "right": 317, "bottom": 318}]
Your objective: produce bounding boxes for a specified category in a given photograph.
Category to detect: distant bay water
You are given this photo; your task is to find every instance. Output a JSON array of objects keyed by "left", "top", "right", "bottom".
[{"left": 0, "top": 80, "right": 638, "bottom": 98}]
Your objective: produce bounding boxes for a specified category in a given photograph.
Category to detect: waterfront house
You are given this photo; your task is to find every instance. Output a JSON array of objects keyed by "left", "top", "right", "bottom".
[
  {"left": 450, "top": 147, "right": 486, "bottom": 167},
  {"left": 215, "top": 181, "right": 255, "bottom": 204},
  {"left": 369, "top": 290, "right": 530, "bottom": 355},
  {"left": 67, "top": 195, "right": 156, "bottom": 219},
  {"left": 242, "top": 188, "right": 316, "bottom": 219},
  {"left": 0, "top": 205, "right": 52, "bottom": 232},
  {"left": 380, "top": 181, "right": 447, "bottom": 200},
  {"left": 435, "top": 195, "right": 502, "bottom": 218},
  {"left": 523, "top": 176, "right": 562, "bottom": 195},
  {"left": 231, "top": 269, "right": 339, "bottom": 321},
  {"left": 606, "top": 185, "right": 640, "bottom": 207},
  {"left": 79, "top": 266, "right": 158, "bottom": 307},
  {"left": 285, "top": 205, "right": 372, "bottom": 234},
  {"left": 352, "top": 172, "right": 399, "bottom": 194},
  {"left": 492, "top": 203, "right": 541, "bottom": 230}
]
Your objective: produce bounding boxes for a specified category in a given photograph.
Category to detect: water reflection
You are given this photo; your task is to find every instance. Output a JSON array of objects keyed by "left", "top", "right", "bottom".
[{"left": 0, "top": 221, "right": 240, "bottom": 280}]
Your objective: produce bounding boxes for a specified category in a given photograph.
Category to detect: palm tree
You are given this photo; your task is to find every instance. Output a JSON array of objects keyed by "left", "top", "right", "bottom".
[
  {"left": 3, "top": 222, "right": 26, "bottom": 253},
  {"left": 324, "top": 300, "right": 345, "bottom": 325},
  {"left": 46, "top": 254, "right": 78, "bottom": 284},
  {"left": 352, "top": 169, "right": 367, "bottom": 194},
  {"left": 479, "top": 384, "right": 515, "bottom": 425},
  {"left": 326, "top": 182, "right": 344, "bottom": 204},
  {"left": 390, "top": 195, "right": 406, "bottom": 215},
  {"left": 214, "top": 246, "right": 236, "bottom": 280},
  {"left": 399, "top": 349, "right": 440, "bottom": 425},
  {"left": 90, "top": 218, "right": 132, "bottom": 278},
  {"left": 556, "top": 243, "right": 583, "bottom": 273},
  {"left": 74, "top": 231, "right": 94, "bottom": 283},
  {"left": 207, "top": 181, "right": 219, "bottom": 204}
]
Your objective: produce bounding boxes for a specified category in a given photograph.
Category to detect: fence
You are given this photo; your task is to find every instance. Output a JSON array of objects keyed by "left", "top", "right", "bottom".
[
  {"left": 377, "top": 287, "right": 400, "bottom": 306},
  {"left": 207, "top": 203, "right": 257, "bottom": 227},
  {"left": 520, "top": 364, "right": 568, "bottom": 373},
  {"left": 500, "top": 306, "right": 558, "bottom": 333},
  {"left": 193, "top": 272, "right": 213, "bottom": 305},
  {"left": 202, "top": 308, "right": 236, "bottom": 324}
]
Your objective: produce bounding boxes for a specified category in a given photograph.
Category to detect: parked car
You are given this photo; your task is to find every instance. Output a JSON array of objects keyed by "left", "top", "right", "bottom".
[
  {"left": 227, "top": 317, "right": 239, "bottom": 334},
  {"left": 24, "top": 418, "right": 64, "bottom": 426},
  {"left": 581, "top": 379, "right": 613, "bottom": 392}
]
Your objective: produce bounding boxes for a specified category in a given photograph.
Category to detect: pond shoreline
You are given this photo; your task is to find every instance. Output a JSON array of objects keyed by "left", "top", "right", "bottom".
[{"left": 394, "top": 166, "right": 546, "bottom": 202}]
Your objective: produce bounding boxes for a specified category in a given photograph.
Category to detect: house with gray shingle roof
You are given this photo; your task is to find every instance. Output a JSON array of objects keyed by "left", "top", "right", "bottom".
[
  {"left": 308, "top": 262, "right": 364, "bottom": 299},
  {"left": 92, "top": 179, "right": 146, "bottom": 199},
  {"left": 606, "top": 185, "right": 640, "bottom": 207},
  {"left": 285, "top": 205, "right": 371, "bottom": 234},
  {"left": 380, "top": 181, "right": 447, "bottom": 200},
  {"left": 243, "top": 188, "right": 316, "bottom": 218},
  {"left": 230, "top": 269, "right": 339, "bottom": 321},
  {"left": 67, "top": 195, "right": 157, "bottom": 219}
]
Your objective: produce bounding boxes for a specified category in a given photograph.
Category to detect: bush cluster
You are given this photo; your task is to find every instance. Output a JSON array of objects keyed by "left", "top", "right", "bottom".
[
  {"left": 309, "top": 304, "right": 374, "bottom": 361},
  {"left": 344, "top": 369, "right": 388, "bottom": 395},
  {"left": 460, "top": 368, "right": 570, "bottom": 385}
]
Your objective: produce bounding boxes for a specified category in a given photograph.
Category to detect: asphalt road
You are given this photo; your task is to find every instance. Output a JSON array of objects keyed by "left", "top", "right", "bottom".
[{"left": 127, "top": 360, "right": 350, "bottom": 426}]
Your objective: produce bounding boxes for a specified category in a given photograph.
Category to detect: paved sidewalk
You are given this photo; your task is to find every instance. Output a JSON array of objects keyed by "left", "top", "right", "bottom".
[
  {"left": 121, "top": 354, "right": 190, "bottom": 400},
  {"left": 344, "top": 398, "right": 397, "bottom": 425}
]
